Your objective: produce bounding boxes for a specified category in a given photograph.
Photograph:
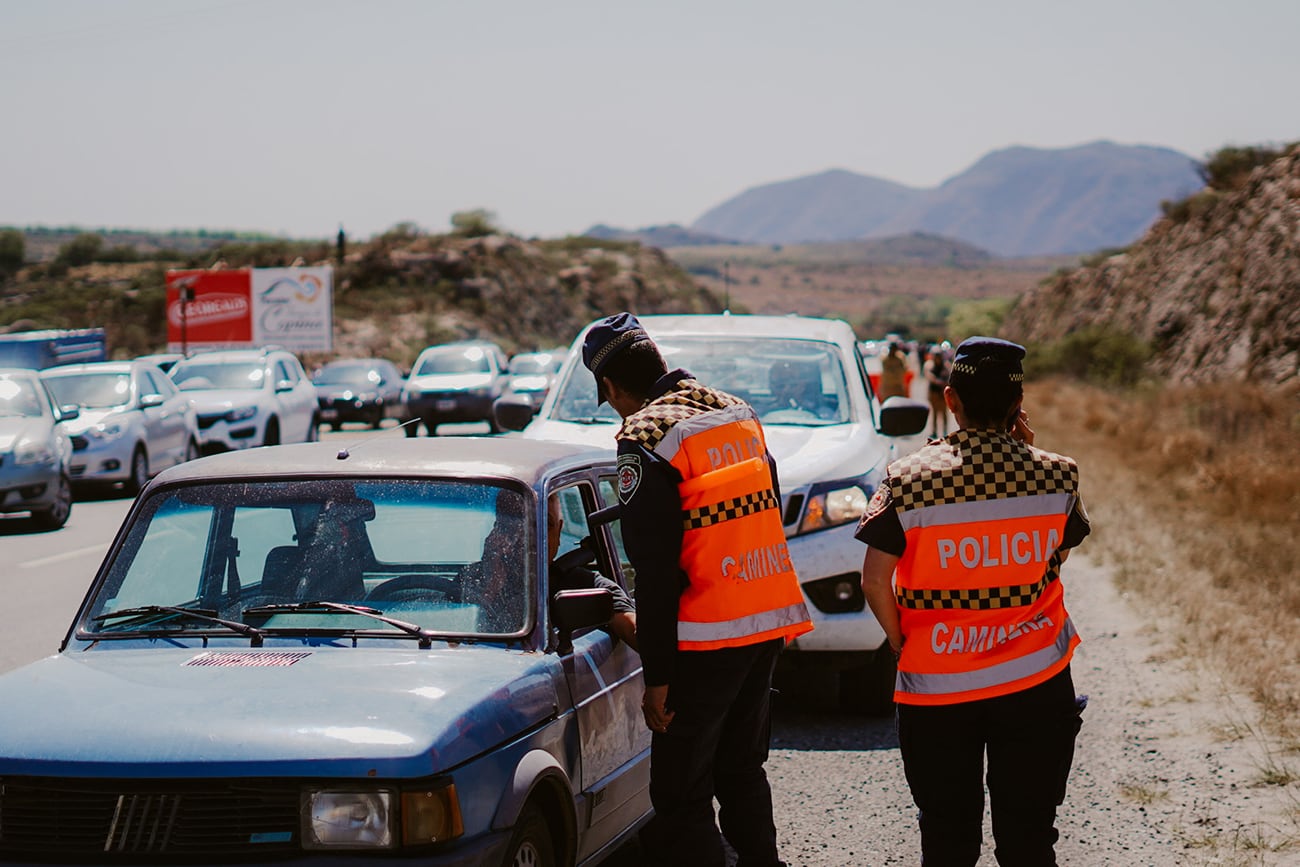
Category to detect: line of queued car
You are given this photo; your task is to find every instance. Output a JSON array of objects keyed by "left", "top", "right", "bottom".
[{"left": 2, "top": 341, "right": 565, "bottom": 531}]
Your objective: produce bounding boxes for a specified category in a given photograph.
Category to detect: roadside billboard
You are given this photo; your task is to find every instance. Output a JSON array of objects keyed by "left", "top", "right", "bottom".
[{"left": 166, "top": 267, "right": 333, "bottom": 353}]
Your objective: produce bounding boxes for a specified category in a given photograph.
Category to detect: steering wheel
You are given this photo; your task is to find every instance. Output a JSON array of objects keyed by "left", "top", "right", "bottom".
[{"left": 366, "top": 574, "right": 459, "bottom": 604}]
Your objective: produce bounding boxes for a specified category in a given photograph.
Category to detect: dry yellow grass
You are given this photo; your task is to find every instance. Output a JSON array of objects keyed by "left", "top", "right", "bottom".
[{"left": 1027, "top": 378, "right": 1300, "bottom": 750}]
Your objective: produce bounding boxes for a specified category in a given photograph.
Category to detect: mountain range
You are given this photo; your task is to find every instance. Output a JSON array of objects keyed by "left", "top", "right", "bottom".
[{"left": 590, "top": 141, "right": 1203, "bottom": 258}]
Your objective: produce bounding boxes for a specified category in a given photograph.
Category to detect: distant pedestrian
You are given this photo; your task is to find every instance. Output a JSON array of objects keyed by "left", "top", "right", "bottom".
[
  {"left": 923, "top": 345, "right": 950, "bottom": 437},
  {"left": 879, "top": 342, "right": 908, "bottom": 401},
  {"left": 857, "top": 336, "right": 1091, "bottom": 867},
  {"left": 582, "top": 312, "right": 812, "bottom": 867}
]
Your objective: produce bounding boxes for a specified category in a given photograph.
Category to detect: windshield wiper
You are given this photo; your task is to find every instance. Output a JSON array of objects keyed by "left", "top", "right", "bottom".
[
  {"left": 243, "top": 601, "right": 438, "bottom": 649},
  {"left": 92, "top": 605, "right": 265, "bottom": 646},
  {"left": 560, "top": 416, "right": 615, "bottom": 425}
]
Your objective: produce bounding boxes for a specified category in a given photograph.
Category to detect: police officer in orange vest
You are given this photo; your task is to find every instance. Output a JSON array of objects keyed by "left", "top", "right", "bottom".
[
  {"left": 856, "top": 336, "right": 1090, "bottom": 867},
  {"left": 582, "top": 312, "right": 812, "bottom": 867}
]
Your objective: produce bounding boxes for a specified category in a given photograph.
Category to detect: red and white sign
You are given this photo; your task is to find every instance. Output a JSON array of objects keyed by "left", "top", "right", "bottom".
[{"left": 166, "top": 267, "right": 333, "bottom": 353}]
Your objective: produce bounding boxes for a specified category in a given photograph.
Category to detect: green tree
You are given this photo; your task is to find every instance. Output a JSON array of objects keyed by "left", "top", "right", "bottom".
[
  {"left": 450, "top": 209, "right": 499, "bottom": 238},
  {"left": 54, "top": 233, "right": 104, "bottom": 266},
  {"left": 0, "top": 229, "right": 23, "bottom": 278}
]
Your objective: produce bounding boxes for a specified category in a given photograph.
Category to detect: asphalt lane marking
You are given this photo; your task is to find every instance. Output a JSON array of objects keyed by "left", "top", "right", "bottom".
[{"left": 20, "top": 544, "right": 108, "bottom": 569}]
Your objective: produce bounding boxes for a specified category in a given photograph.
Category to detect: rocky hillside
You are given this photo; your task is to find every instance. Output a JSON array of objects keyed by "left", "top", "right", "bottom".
[
  {"left": 0, "top": 231, "right": 721, "bottom": 364},
  {"left": 1001, "top": 146, "right": 1300, "bottom": 385}
]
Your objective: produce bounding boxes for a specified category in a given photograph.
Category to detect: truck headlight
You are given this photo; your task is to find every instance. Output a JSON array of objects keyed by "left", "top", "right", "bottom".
[
  {"left": 798, "top": 482, "right": 870, "bottom": 534},
  {"left": 302, "top": 790, "right": 395, "bottom": 849}
]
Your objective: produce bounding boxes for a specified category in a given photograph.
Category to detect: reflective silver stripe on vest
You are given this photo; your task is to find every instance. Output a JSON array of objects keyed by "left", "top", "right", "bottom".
[
  {"left": 897, "top": 617, "right": 1077, "bottom": 696},
  {"left": 898, "top": 492, "right": 1076, "bottom": 531},
  {"left": 678, "top": 601, "right": 810, "bottom": 644},
  {"left": 655, "top": 404, "right": 758, "bottom": 463}
]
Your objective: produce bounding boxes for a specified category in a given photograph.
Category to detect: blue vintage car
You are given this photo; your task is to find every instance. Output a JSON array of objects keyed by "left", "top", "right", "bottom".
[{"left": 0, "top": 438, "right": 651, "bottom": 865}]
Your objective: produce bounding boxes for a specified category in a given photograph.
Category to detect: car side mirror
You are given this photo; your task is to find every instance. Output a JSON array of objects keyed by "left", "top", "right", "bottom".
[
  {"left": 493, "top": 396, "right": 535, "bottom": 432},
  {"left": 552, "top": 588, "right": 613, "bottom": 655},
  {"left": 877, "top": 397, "right": 930, "bottom": 437},
  {"left": 275, "top": 380, "right": 294, "bottom": 393},
  {"left": 139, "top": 393, "right": 164, "bottom": 409},
  {"left": 56, "top": 404, "right": 80, "bottom": 422}
]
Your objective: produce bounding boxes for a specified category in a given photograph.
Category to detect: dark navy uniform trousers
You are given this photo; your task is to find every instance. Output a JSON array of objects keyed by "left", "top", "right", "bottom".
[
  {"left": 639, "top": 638, "right": 786, "bottom": 867},
  {"left": 897, "top": 666, "right": 1084, "bottom": 867}
]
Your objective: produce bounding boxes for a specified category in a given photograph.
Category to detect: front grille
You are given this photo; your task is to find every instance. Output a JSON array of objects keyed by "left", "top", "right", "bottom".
[
  {"left": 196, "top": 414, "right": 223, "bottom": 430},
  {"left": 70, "top": 436, "right": 89, "bottom": 452},
  {"left": 0, "top": 777, "right": 301, "bottom": 860}
]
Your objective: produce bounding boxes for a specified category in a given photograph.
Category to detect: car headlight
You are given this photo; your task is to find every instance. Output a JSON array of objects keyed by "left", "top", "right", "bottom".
[
  {"left": 84, "top": 422, "right": 126, "bottom": 441},
  {"left": 300, "top": 784, "right": 464, "bottom": 850},
  {"left": 303, "top": 790, "right": 395, "bottom": 849},
  {"left": 798, "top": 480, "right": 871, "bottom": 534},
  {"left": 13, "top": 437, "right": 55, "bottom": 466},
  {"left": 225, "top": 406, "right": 257, "bottom": 422}
]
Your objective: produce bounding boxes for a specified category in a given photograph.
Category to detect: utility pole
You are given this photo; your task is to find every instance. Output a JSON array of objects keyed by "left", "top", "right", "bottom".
[
  {"left": 723, "top": 259, "right": 730, "bottom": 311},
  {"left": 179, "top": 284, "right": 194, "bottom": 357}
]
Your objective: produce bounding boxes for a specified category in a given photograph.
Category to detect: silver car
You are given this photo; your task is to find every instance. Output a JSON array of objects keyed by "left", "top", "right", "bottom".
[
  {"left": 0, "top": 368, "right": 76, "bottom": 529},
  {"left": 42, "top": 360, "right": 200, "bottom": 494}
]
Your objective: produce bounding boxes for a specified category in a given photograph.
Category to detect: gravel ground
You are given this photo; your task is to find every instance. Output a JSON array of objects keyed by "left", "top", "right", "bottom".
[{"left": 607, "top": 554, "right": 1299, "bottom": 865}]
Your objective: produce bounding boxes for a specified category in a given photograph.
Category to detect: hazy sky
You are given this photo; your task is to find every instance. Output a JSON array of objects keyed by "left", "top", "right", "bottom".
[{"left": 2, "top": 0, "right": 1296, "bottom": 241}]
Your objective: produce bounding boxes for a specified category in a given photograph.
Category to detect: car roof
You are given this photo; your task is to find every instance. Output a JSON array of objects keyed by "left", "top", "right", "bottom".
[
  {"left": 633, "top": 313, "right": 855, "bottom": 343},
  {"left": 150, "top": 438, "right": 616, "bottom": 489},
  {"left": 176, "top": 348, "right": 285, "bottom": 362},
  {"left": 40, "top": 361, "right": 139, "bottom": 376},
  {"left": 0, "top": 367, "right": 41, "bottom": 380}
]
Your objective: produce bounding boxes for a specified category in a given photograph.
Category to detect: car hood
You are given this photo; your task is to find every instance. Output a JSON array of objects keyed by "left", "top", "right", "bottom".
[
  {"left": 181, "top": 389, "right": 263, "bottom": 411},
  {"left": 523, "top": 418, "right": 893, "bottom": 487},
  {"left": 0, "top": 416, "right": 50, "bottom": 449},
  {"left": 0, "top": 646, "right": 563, "bottom": 778},
  {"left": 406, "top": 373, "right": 491, "bottom": 392}
]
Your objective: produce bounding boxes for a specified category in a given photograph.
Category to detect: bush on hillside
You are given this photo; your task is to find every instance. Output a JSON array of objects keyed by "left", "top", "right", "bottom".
[
  {"left": 1198, "top": 144, "right": 1295, "bottom": 191},
  {"left": 945, "top": 297, "right": 1015, "bottom": 344},
  {"left": 1025, "top": 326, "right": 1151, "bottom": 387},
  {"left": 0, "top": 229, "right": 23, "bottom": 278},
  {"left": 54, "top": 233, "right": 104, "bottom": 267},
  {"left": 450, "top": 209, "right": 499, "bottom": 238}
]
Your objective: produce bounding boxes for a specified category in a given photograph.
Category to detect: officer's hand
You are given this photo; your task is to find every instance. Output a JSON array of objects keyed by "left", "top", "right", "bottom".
[
  {"left": 1010, "top": 409, "right": 1035, "bottom": 445},
  {"left": 642, "top": 684, "right": 675, "bottom": 733}
]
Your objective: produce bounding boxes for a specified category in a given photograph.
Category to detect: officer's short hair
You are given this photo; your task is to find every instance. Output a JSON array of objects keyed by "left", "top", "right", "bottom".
[{"left": 601, "top": 340, "right": 667, "bottom": 400}]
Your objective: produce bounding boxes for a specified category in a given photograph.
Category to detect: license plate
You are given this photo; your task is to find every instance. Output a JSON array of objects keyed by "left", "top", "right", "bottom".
[{"left": 435, "top": 399, "right": 457, "bottom": 411}]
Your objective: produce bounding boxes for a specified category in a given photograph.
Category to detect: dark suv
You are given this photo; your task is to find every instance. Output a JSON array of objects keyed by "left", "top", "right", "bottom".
[{"left": 400, "top": 340, "right": 509, "bottom": 436}]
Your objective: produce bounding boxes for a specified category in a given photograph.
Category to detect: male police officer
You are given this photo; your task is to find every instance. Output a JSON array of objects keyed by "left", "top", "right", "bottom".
[
  {"left": 857, "top": 336, "right": 1090, "bottom": 867},
  {"left": 582, "top": 312, "right": 812, "bottom": 867}
]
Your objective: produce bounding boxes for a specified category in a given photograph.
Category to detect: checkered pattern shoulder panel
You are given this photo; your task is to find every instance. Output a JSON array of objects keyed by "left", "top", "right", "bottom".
[
  {"left": 887, "top": 431, "right": 1079, "bottom": 512},
  {"left": 617, "top": 379, "right": 747, "bottom": 451}
]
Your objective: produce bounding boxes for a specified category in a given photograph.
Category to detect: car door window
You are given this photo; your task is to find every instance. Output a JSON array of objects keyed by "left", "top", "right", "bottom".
[{"left": 598, "top": 475, "right": 634, "bottom": 593}]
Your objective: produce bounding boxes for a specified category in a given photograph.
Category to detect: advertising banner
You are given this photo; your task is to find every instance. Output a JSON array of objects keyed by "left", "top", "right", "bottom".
[
  {"left": 166, "top": 267, "right": 333, "bottom": 353},
  {"left": 250, "top": 267, "right": 333, "bottom": 352}
]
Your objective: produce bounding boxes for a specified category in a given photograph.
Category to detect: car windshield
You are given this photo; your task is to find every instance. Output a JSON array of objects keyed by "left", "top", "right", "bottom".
[
  {"left": 43, "top": 372, "right": 131, "bottom": 409},
  {"left": 172, "top": 361, "right": 265, "bottom": 390},
  {"left": 551, "top": 335, "right": 853, "bottom": 426},
  {"left": 415, "top": 347, "right": 490, "bottom": 375},
  {"left": 86, "top": 478, "right": 533, "bottom": 640},
  {"left": 509, "top": 355, "right": 552, "bottom": 376},
  {"left": 0, "top": 377, "right": 44, "bottom": 418},
  {"left": 314, "top": 364, "right": 383, "bottom": 387}
]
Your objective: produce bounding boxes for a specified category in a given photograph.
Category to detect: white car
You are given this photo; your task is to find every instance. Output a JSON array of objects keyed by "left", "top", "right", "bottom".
[
  {"left": 170, "top": 348, "right": 319, "bottom": 454},
  {"left": 502, "top": 350, "right": 562, "bottom": 413},
  {"left": 41, "top": 360, "right": 200, "bottom": 494},
  {"left": 499, "top": 314, "right": 930, "bottom": 713},
  {"left": 0, "top": 368, "right": 76, "bottom": 529}
]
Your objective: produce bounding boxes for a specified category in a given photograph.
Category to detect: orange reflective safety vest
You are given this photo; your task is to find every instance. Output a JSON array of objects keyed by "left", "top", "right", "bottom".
[
  {"left": 619, "top": 379, "right": 813, "bottom": 651},
  {"left": 887, "top": 431, "right": 1081, "bottom": 705}
]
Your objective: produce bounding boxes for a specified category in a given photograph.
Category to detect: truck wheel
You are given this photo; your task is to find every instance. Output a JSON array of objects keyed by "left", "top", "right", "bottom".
[
  {"left": 838, "top": 646, "right": 897, "bottom": 716},
  {"left": 500, "top": 805, "right": 555, "bottom": 867}
]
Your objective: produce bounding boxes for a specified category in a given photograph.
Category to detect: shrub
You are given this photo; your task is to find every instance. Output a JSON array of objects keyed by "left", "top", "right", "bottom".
[
  {"left": 1198, "top": 144, "right": 1293, "bottom": 191},
  {"left": 0, "top": 229, "right": 23, "bottom": 278},
  {"left": 54, "top": 233, "right": 103, "bottom": 267},
  {"left": 450, "top": 209, "right": 499, "bottom": 238},
  {"left": 1026, "top": 327, "right": 1151, "bottom": 387},
  {"left": 945, "top": 297, "right": 1015, "bottom": 343}
]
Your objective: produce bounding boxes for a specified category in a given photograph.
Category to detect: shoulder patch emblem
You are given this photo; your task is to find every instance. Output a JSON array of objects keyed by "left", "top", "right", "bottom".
[{"left": 617, "top": 454, "right": 642, "bottom": 502}]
